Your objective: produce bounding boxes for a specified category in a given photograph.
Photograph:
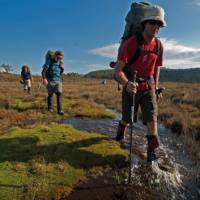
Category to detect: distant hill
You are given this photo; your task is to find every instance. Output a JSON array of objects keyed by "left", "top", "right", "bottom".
[
  {"left": 84, "top": 69, "right": 114, "bottom": 79},
  {"left": 84, "top": 68, "right": 200, "bottom": 82}
]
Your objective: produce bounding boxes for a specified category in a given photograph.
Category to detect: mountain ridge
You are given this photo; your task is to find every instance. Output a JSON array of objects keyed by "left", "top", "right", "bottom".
[{"left": 84, "top": 68, "right": 200, "bottom": 82}]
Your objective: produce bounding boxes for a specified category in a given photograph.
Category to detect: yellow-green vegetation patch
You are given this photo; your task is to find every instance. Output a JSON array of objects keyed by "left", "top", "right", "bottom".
[
  {"left": 10, "top": 97, "right": 46, "bottom": 111},
  {"left": 0, "top": 124, "right": 127, "bottom": 199},
  {"left": 63, "top": 99, "right": 73, "bottom": 110},
  {"left": 10, "top": 98, "right": 34, "bottom": 111},
  {"left": 64, "top": 98, "right": 115, "bottom": 119}
]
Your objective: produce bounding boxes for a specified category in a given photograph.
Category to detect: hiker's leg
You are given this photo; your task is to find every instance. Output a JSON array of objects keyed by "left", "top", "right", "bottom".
[
  {"left": 56, "top": 82, "right": 64, "bottom": 115},
  {"left": 28, "top": 87, "right": 31, "bottom": 94},
  {"left": 47, "top": 94, "right": 53, "bottom": 111},
  {"left": 116, "top": 89, "right": 132, "bottom": 141},
  {"left": 56, "top": 92, "right": 63, "bottom": 112},
  {"left": 146, "top": 121, "right": 160, "bottom": 161},
  {"left": 47, "top": 82, "right": 54, "bottom": 111},
  {"left": 140, "top": 89, "right": 159, "bottom": 161},
  {"left": 27, "top": 79, "right": 31, "bottom": 94},
  {"left": 24, "top": 80, "right": 28, "bottom": 91}
]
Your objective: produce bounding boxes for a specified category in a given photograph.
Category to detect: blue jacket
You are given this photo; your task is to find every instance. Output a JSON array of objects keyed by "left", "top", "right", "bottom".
[
  {"left": 42, "top": 61, "right": 63, "bottom": 82},
  {"left": 21, "top": 71, "right": 31, "bottom": 80}
]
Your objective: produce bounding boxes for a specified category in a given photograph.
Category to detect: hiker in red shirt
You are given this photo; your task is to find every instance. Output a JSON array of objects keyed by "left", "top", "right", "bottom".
[{"left": 115, "top": 5, "right": 166, "bottom": 162}]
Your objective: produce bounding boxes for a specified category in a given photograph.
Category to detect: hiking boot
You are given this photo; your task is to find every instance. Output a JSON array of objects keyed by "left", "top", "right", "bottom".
[
  {"left": 146, "top": 135, "right": 160, "bottom": 151},
  {"left": 146, "top": 135, "right": 160, "bottom": 162},
  {"left": 147, "top": 150, "right": 157, "bottom": 162},
  {"left": 116, "top": 122, "right": 127, "bottom": 141},
  {"left": 58, "top": 110, "right": 64, "bottom": 115}
]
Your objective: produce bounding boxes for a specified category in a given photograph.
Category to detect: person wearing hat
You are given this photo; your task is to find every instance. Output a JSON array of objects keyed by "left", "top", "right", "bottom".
[
  {"left": 114, "top": 5, "right": 166, "bottom": 162},
  {"left": 42, "top": 50, "right": 65, "bottom": 115},
  {"left": 21, "top": 65, "right": 33, "bottom": 94}
]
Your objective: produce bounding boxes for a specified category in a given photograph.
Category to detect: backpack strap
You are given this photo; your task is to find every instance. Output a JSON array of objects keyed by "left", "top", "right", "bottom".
[
  {"left": 123, "top": 36, "right": 161, "bottom": 80},
  {"left": 155, "top": 38, "right": 161, "bottom": 56},
  {"left": 141, "top": 37, "right": 161, "bottom": 55},
  {"left": 123, "top": 33, "right": 143, "bottom": 78}
]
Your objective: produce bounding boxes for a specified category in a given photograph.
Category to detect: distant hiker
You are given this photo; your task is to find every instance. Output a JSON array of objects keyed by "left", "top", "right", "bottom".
[
  {"left": 42, "top": 50, "right": 65, "bottom": 115},
  {"left": 21, "top": 65, "right": 33, "bottom": 94},
  {"left": 102, "top": 79, "right": 107, "bottom": 85},
  {"left": 114, "top": 3, "right": 166, "bottom": 162}
]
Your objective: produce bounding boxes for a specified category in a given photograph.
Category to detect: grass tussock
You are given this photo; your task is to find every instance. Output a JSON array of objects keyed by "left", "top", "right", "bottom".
[
  {"left": 0, "top": 124, "right": 127, "bottom": 199},
  {"left": 0, "top": 73, "right": 199, "bottom": 159}
]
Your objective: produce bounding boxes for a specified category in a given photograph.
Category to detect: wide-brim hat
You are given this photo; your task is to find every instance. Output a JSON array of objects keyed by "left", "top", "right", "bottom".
[{"left": 140, "top": 5, "right": 167, "bottom": 27}]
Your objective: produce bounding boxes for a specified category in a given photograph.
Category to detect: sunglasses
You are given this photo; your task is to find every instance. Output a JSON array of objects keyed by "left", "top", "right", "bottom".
[{"left": 147, "top": 20, "right": 163, "bottom": 27}]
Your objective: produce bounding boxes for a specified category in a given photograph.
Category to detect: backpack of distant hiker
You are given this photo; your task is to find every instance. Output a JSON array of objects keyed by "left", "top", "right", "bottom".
[
  {"left": 43, "top": 50, "right": 64, "bottom": 80},
  {"left": 45, "top": 50, "right": 55, "bottom": 66},
  {"left": 110, "top": 2, "right": 161, "bottom": 88}
]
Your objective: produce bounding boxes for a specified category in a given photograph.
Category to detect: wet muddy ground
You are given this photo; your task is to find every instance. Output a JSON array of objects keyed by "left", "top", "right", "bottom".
[{"left": 64, "top": 113, "right": 200, "bottom": 200}]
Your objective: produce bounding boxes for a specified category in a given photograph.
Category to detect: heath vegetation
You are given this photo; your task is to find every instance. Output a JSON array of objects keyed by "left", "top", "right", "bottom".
[{"left": 0, "top": 72, "right": 199, "bottom": 199}]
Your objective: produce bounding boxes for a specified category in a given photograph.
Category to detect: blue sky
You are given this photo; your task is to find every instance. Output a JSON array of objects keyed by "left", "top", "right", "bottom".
[{"left": 0, "top": 0, "right": 200, "bottom": 74}]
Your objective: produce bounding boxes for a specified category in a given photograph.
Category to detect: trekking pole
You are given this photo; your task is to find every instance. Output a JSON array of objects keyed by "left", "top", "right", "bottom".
[{"left": 128, "top": 70, "right": 137, "bottom": 184}]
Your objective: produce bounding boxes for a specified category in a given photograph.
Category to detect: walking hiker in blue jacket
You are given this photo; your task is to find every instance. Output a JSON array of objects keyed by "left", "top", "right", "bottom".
[{"left": 42, "top": 50, "right": 64, "bottom": 115}]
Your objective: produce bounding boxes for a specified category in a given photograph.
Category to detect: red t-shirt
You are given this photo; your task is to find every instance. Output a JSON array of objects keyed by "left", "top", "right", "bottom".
[{"left": 118, "top": 36, "right": 163, "bottom": 91}]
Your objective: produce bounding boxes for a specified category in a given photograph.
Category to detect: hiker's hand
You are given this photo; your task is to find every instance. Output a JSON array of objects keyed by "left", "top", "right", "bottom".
[
  {"left": 156, "top": 92, "right": 162, "bottom": 103},
  {"left": 156, "top": 87, "right": 165, "bottom": 103},
  {"left": 43, "top": 79, "right": 48, "bottom": 86},
  {"left": 125, "top": 81, "right": 138, "bottom": 94}
]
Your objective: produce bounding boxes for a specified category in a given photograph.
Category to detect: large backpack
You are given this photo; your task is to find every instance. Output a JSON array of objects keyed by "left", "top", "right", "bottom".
[
  {"left": 45, "top": 50, "right": 55, "bottom": 66},
  {"left": 42, "top": 50, "right": 64, "bottom": 80},
  {"left": 110, "top": 2, "right": 161, "bottom": 69},
  {"left": 122, "top": 2, "right": 153, "bottom": 42}
]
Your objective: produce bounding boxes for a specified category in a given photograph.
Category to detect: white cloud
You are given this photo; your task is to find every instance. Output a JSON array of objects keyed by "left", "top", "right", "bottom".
[
  {"left": 89, "top": 38, "right": 200, "bottom": 69},
  {"left": 89, "top": 43, "right": 119, "bottom": 59},
  {"left": 161, "top": 38, "right": 200, "bottom": 68},
  {"left": 194, "top": 0, "right": 200, "bottom": 6}
]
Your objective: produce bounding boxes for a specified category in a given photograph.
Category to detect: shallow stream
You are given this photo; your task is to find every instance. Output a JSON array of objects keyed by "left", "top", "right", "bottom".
[{"left": 64, "top": 111, "right": 200, "bottom": 199}]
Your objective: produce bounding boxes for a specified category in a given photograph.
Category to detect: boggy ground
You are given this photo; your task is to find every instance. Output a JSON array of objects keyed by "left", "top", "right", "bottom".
[
  {"left": 0, "top": 73, "right": 200, "bottom": 199},
  {"left": 64, "top": 118, "right": 200, "bottom": 200}
]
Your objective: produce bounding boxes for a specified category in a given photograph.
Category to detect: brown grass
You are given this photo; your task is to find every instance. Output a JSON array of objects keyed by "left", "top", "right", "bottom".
[{"left": 0, "top": 72, "right": 200, "bottom": 160}]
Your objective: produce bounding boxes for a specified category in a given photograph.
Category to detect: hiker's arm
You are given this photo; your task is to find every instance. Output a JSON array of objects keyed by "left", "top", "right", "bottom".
[
  {"left": 154, "top": 66, "right": 162, "bottom": 102},
  {"left": 59, "top": 62, "right": 64, "bottom": 74},
  {"left": 115, "top": 61, "right": 137, "bottom": 94},
  {"left": 21, "top": 72, "right": 24, "bottom": 81},
  {"left": 115, "top": 61, "right": 128, "bottom": 86},
  {"left": 41, "top": 65, "right": 48, "bottom": 85},
  {"left": 154, "top": 66, "right": 160, "bottom": 90}
]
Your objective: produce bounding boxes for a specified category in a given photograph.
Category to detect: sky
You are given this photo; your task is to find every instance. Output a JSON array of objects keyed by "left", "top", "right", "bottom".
[{"left": 1, "top": 0, "right": 200, "bottom": 74}]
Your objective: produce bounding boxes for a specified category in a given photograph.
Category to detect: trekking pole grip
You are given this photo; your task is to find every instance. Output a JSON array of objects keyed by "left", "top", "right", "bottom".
[{"left": 130, "top": 70, "right": 137, "bottom": 83}]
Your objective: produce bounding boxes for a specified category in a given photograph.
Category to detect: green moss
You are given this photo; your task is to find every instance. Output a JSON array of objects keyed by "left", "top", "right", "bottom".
[{"left": 0, "top": 124, "right": 127, "bottom": 199}]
